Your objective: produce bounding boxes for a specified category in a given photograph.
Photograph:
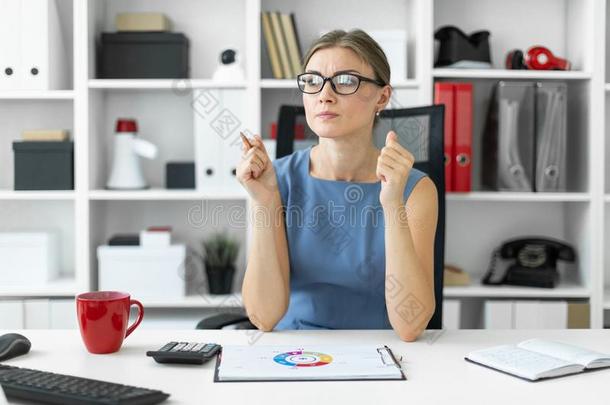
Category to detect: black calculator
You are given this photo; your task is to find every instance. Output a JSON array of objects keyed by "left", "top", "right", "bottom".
[{"left": 146, "top": 342, "right": 221, "bottom": 365}]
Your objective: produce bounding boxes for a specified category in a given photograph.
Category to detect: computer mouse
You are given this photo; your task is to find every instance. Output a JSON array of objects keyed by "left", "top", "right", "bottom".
[{"left": 0, "top": 333, "right": 31, "bottom": 361}]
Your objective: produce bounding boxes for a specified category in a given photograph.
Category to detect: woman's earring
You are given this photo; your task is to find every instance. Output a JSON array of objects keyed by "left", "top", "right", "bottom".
[{"left": 376, "top": 110, "right": 380, "bottom": 116}]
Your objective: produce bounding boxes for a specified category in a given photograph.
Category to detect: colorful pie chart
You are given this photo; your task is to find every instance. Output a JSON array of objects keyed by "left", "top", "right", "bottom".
[{"left": 273, "top": 350, "right": 333, "bottom": 367}]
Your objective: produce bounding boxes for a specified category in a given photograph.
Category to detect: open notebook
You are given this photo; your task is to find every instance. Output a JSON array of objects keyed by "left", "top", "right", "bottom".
[
  {"left": 214, "top": 345, "right": 405, "bottom": 382},
  {"left": 465, "top": 338, "right": 610, "bottom": 381}
]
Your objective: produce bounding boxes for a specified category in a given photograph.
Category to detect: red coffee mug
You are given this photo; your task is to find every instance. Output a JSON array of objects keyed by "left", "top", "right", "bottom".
[{"left": 76, "top": 291, "right": 144, "bottom": 354}]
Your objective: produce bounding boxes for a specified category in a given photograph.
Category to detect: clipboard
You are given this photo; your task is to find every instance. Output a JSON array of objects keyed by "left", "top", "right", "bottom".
[{"left": 213, "top": 344, "right": 406, "bottom": 383}]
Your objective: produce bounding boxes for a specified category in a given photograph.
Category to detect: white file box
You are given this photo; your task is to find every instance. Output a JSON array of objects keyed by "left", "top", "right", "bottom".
[
  {"left": 0, "top": 232, "right": 60, "bottom": 286},
  {"left": 97, "top": 245, "right": 187, "bottom": 300},
  {"left": 367, "top": 30, "right": 408, "bottom": 80}
]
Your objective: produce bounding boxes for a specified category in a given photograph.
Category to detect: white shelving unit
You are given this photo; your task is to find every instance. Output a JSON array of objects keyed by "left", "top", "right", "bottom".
[
  {"left": 88, "top": 79, "right": 248, "bottom": 90},
  {"left": 141, "top": 293, "right": 243, "bottom": 309},
  {"left": 88, "top": 189, "right": 247, "bottom": 201},
  {"left": 0, "top": 191, "right": 76, "bottom": 200},
  {"left": 436, "top": 0, "right": 606, "bottom": 329},
  {"left": 433, "top": 68, "right": 592, "bottom": 80},
  {"left": 445, "top": 192, "right": 592, "bottom": 203},
  {"left": 444, "top": 283, "right": 591, "bottom": 299},
  {"left": 604, "top": 0, "right": 610, "bottom": 327},
  {"left": 0, "top": 90, "right": 75, "bottom": 100},
  {"left": 0, "top": 278, "right": 79, "bottom": 299},
  {"left": 1, "top": 0, "right": 608, "bottom": 329}
]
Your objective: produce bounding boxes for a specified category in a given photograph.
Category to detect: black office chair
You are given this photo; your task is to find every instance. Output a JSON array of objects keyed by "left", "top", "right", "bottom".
[{"left": 196, "top": 104, "right": 446, "bottom": 330}]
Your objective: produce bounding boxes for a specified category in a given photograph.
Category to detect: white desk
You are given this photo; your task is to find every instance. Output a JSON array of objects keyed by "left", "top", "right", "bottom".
[{"left": 1, "top": 329, "right": 609, "bottom": 405}]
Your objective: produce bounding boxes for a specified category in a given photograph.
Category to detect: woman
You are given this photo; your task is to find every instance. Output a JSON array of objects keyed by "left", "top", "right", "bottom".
[{"left": 238, "top": 29, "right": 438, "bottom": 342}]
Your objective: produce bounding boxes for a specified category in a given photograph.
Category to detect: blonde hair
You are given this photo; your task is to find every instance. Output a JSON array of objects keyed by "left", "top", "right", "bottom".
[{"left": 301, "top": 29, "right": 391, "bottom": 125}]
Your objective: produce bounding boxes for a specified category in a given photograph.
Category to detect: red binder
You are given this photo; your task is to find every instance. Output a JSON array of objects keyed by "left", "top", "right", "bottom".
[
  {"left": 270, "top": 122, "right": 305, "bottom": 140},
  {"left": 454, "top": 83, "right": 473, "bottom": 192},
  {"left": 434, "top": 82, "right": 455, "bottom": 192}
]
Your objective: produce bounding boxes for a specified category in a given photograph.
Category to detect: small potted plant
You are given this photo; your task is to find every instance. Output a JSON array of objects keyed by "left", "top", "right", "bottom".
[{"left": 202, "top": 232, "right": 240, "bottom": 294}]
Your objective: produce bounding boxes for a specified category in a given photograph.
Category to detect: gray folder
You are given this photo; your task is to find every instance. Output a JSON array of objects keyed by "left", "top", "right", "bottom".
[
  {"left": 483, "top": 81, "right": 535, "bottom": 191},
  {"left": 535, "top": 82, "right": 567, "bottom": 192},
  {"left": 482, "top": 81, "right": 566, "bottom": 192}
]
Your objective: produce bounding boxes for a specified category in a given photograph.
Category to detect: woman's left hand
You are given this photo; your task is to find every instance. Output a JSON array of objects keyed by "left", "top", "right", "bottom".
[{"left": 376, "top": 130, "right": 415, "bottom": 208}]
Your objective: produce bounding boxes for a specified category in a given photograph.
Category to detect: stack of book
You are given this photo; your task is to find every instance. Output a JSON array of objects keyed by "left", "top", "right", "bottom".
[
  {"left": 20, "top": 129, "right": 69, "bottom": 142},
  {"left": 261, "top": 11, "right": 302, "bottom": 79},
  {"left": 115, "top": 12, "right": 171, "bottom": 32}
]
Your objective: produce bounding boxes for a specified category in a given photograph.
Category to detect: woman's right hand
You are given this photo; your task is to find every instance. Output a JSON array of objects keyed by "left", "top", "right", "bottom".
[{"left": 236, "top": 133, "right": 278, "bottom": 205}]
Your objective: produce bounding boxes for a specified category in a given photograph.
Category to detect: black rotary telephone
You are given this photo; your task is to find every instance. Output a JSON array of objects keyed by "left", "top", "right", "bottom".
[{"left": 482, "top": 237, "right": 576, "bottom": 288}]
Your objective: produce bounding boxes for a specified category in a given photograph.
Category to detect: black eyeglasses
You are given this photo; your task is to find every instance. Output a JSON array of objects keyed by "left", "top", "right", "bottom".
[{"left": 296, "top": 72, "right": 386, "bottom": 95}]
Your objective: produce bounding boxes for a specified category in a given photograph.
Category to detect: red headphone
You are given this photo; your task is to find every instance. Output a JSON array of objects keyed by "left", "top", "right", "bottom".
[{"left": 505, "top": 46, "right": 571, "bottom": 70}]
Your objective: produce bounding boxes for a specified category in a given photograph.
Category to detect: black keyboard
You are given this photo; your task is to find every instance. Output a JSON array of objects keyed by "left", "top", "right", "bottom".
[{"left": 0, "top": 364, "right": 169, "bottom": 405}]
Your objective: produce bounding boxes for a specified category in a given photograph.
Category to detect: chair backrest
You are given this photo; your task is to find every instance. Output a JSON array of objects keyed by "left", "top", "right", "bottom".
[{"left": 276, "top": 105, "right": 446, "bottom": 329}]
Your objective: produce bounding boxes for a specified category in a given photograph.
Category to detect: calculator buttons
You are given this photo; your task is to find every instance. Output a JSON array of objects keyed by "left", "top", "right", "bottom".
[
  {"left": 170, "top": 343, "right": 187, "bottom": 352},
  {"left": 201, "top": 344, "right": 215, "bottom": 353},
  {"left": 181, "top": 343, "right": 197, "bottom": 352},
  {"left": 159, "top": 342, "right": 177, "bottom": 352}
]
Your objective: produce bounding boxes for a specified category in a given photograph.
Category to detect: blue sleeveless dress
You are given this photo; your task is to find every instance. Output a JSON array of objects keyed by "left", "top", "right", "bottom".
[{"left": 271, "top": 145, "right": 428, "bottom": 330}]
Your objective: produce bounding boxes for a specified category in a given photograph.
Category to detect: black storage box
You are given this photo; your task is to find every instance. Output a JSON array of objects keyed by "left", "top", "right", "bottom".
[
  {"left": 13, "top": 141, "right": 74, "bottom": 190},
  {"left": 166, "top": 162, "right": 195, "bottom": 189},
  {"left": 98, "top": 32, "right": 189, "bottom": 79},
  {"left": 108, "top": 234, "right": 140, "bottom": 246}
]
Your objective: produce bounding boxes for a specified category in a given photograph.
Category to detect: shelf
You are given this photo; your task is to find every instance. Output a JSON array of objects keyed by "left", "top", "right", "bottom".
[
  {"left": 443, "top": 283, "right": 590, "bottom": 299},
  {"left": 89, "top": 188, "right": 247, "bottom": 201},
  {"left": 0, "top": 278, "right": 78, "bottom": 298},
  {"left": 605, "top": 195, "right": 610, "bottom": 202},
  {"left": 141, "top": 293, "right": 243, "bottom": 309},
  {"left": 260, "top": 79, "right": 420, "bottom": 89},
  {"left": 605, "top": 289, "right": 610, "bottom": 310},
  {"left": 605, "top": 83, "right": 610, "bottom": 92},
  {"left": 446, "top": 192, "right": 591, "bottom": 202},
  {"left": 88, "top": 79, "right": 247, "bottom": 90},
  {"left": 433, "top": 69, "right": 591, "bottom": 80},
  {"left": 0, "top": 90, "right": 74, "bottom": 100},
  {"left": 0, "top": 190, "right": 75, "bottom": 200}
]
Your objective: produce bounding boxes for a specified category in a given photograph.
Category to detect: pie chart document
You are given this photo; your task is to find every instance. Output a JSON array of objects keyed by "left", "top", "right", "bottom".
[{"left": 214, "top": 345, "right": 405, "bottom": 382}]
